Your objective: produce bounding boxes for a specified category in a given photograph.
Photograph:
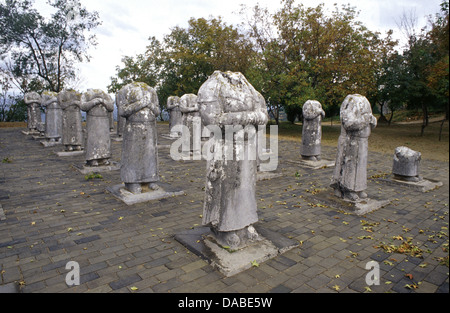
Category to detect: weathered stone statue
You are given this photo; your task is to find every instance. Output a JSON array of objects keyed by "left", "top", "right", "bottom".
[
  {"left": 331, "top": 94, "right": 377, "bottom": 201},
  {"left": 198, "top": 71, "right": 269, "bottom": 249},
  {"left": 392, "top": 146, "right": 422, "bottom": 182},
  {"left": 180, "top": 94, "right": 201, "bottom": 153},
  {"left": 117, "top": 82, "right": 161, "bottom": 194},
  {"left": 167, "top": 96, "right": 182, "bottom": 138},
  {"left": 24, "top": 92, "right": 42, "bottom": 133},
  {"left": 301, "top": 100, "right": 325, "bottom": 161},
  {"left": 80, "top": 89, "right": 114, "bottom": 167},
  {"left": 58, "top": 89, "right": 83, "bottom": 151},
  {"left": 113, "top": 92, "right": 126, "bottom": 139},
  {"left": 109, "top": 111, "right": 115, "bottom": 132},
  {"left": 41, "top": 91, "right": 62, "bottom": 142}
]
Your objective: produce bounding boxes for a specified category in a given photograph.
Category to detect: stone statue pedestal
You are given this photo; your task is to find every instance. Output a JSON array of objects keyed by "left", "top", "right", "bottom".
[
  {"left": 287, "top": 158, "right": 335, "bottom": 170},
  {"left": 40, "top": 138, "right": 62, "bottom": 147},
  {"left": 380, "top": 175, "right": 443, "bottom": 193},
  {"left": 161, "top": 133, "right": 180, "bottom": 140},
  {"left": 106, "top": 182, "right": 184, "bottom": 205},
  {"left": 175, "top": 225, "right": 299, "bottom": 277},
  {"left": 32, "top": 134, "right": 46, "bottom": 141},
  {"left": 307, "top": 188, "right": 391, "bottom": 216},
  {"left": 22, "top": 130, "right": 40, "bottom": 136},
  {"left": 73, "top": 161, "right": 120, "bottom": 174},
  {"left": 55, "top": 150, "right": 84, "bottom": 157}
]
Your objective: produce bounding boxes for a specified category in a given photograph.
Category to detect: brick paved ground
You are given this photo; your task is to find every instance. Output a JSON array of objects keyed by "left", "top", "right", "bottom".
[{"left": 0, "top": 124, "right": 448, "bottom": 293}]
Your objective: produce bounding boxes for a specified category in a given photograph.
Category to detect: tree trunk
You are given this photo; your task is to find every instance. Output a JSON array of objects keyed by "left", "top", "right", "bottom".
[
  {"left": 420, "top": 102, "right": 429, "bottom": 136},
  {"left": 388, "top": 110, "right": 395, "bottom": 126}
]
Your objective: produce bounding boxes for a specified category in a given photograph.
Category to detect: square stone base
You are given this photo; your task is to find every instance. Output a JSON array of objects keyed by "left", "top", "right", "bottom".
[
  {"left": 287, "top": 158, "right": 335, "bottom": 169},
  {"left": 175, "top": 225, "right": 299, "bottom": 277},
  {"left": 380, "top": 176, "right": 443, "bottom": 192},
  {"left": 22, "top": 130, "right": 40, "bottom": 136},
  {"left": 40, "top": 139, "right": 62, "bottom": 147},
  {"left": 111, "top": 136, "right": 123, "bottom": 142},
  {"left": 106, "top": 182, "right": 185, "bottom": 205},
  {"left": 73, "top": 161, "right": 120, "bottom": 174},
  {"left": 307, "top": 188, "right": 391, "bottom": 216},
  {"left": 32, "top": 135, "right": 46, "bottom": 141},
  {"left": 55, "top": 150, "right": 84, "bottom": 157},
  {"left": 161, "top": 134, "right": 180, "bottom": 140}
]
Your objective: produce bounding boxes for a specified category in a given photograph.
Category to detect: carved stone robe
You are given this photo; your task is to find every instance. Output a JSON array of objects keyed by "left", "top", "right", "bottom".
[
  {"left": 332, "top": 95, "right": 377, "bottom": 193},
  {"left": 117, "top": 83, "right": 161, "bottom": 184},
  {"left": 80, "top": 89, "right": 114, "bottom": 161},
  {"left": 58, "top": 89, "right": 83, "bottom": 147},
  {"left": 198, "top": 71, "right": 268, "bottom": 232}
]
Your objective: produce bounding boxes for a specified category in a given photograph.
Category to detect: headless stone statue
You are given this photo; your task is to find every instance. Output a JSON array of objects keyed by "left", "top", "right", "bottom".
[
  {"left": 58, "top": 89, "right": 83, "bottom": 151},
  {"left": 198, "top": 71, "right": 268, "bottom": 249},
  {"left": 24, "top": 92, "right": 42, "bottom": 133},
  {"left": 301, "top": 100, "right": 325, "bottom": 161},
  {"left": 80, "top": 89, "right": 114, "bottom": 167},
  {"left": 392, "top": 146, "right": 422, "bottom": 182},
  {"left": 109, "top": 111, "right": 115, "bottom": 132},
  {"left": 180, "top": 94, "right": 200, "bottom": 153},
  {"left": 167, "top": 96, "right": 182, "bottom": 138},
  {"left": 41, "top": 91, "right": 62, "bottom": 142},
  {"left": 115, "top": 92, "right": 126, "bottom": 138},
  {"left": 117, "top": 82, "right": 161, "bottom": 194},
  {"left": 331, "top": 94, "right": 377, "bottom": 202}
]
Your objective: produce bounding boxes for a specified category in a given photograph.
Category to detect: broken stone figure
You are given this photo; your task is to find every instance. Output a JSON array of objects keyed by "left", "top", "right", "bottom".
[
  {"left": 198, "top": 71, "right": 269, "bottom": 249},
  {"left": 301, "top": 100, "right": 325, "bottom": 161},
  {"left": 331, "top": 94, "right": 377, "bottom": 202},
  {"left": 117, "top": 82, "right": 161, "bottom": 194},
  {"left": 114, "top": 92, "right": 126, "bottom": 138},
  {"left": 109, "top": 111, "right": 115, "bottom": 132},
  {"left": 180, "top": 93, "right": 201, "bottom": 153},
  {"left": 392, "top": 146, "right": 422, "bottom": 182},
  {"left": 167, "top": 96, "right": 183, "bottom": 138},
  {"left": 80, "top": 89, "right": 114, "bottom": 167},
  {"left": 58, "top": 89, "right": 83, "bottom": 151},
  {"left": 41, "top": 91, "right": 62, "bottom": 142},
  {"left": 24, "top": 92, "right": 42, "bottom": 134}
]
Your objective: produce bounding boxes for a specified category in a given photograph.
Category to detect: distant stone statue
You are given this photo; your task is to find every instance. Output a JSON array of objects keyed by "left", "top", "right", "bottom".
[
  {"left": 114, "top": 92, "right": 126, "bottom": 138},
  {"left": 24, "top": 92, "right": 42, "bottom": 133},
  {"left": 198, "top": 70, "right": 268, "bottom": 249},
  {"left": 109, "top": 111, "right": 115, "bottom": 132},
  {"left": 58, "top": 89, "right": 83, "bottom": 151},
  {"left": 180, "top": 94, "right": 201, "bottom": 153},
  {"left": 301, "top": 100, "right": 325, "bottom": 161},
  {"left": 41, "top": 91, "right": 62, "bottom": 142},
  {"left": 80, "top": 89, "right": 114, "bottom": 167},
  {"left": 167, "top": 96, "right": 182, "bottom": 137},
  {"left": 392, "top": 146, "right": 422, "bottom": 182},
  {"left": 117, "top": 82, "right": 161, "bottom": 194},
  {"left": 331, "top": 94, "right": 377, "bottom": 201}
]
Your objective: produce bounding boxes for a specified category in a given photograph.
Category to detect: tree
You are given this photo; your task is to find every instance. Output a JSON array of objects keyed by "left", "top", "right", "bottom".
[
  {"left": 376, "top": 52, "right": 407, "bottom": 125},
  {"left": 0, "top": 0, "right": 101, "bottom": 93},
  {"left": 161, "top": 17, "right": 254, "bottom": 100},
  {"left": 109, "top": 17, "right": 254, "bottom": 112},
  {"left": 240, "top": 0, "right": 397, "bottom": 123},
  {"left": 108, "top": 36, "right": 164, "bottom": 94}
]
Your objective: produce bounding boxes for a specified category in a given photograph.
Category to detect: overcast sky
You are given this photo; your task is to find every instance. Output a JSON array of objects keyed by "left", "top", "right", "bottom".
[{"left": 34, "top": 0, "right": 444, "bottom": 93}]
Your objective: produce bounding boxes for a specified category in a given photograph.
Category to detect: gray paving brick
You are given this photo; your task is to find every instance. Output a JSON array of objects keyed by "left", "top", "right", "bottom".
[{"left": 1, "top": 125, "right": 448, "bottom": 293}]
